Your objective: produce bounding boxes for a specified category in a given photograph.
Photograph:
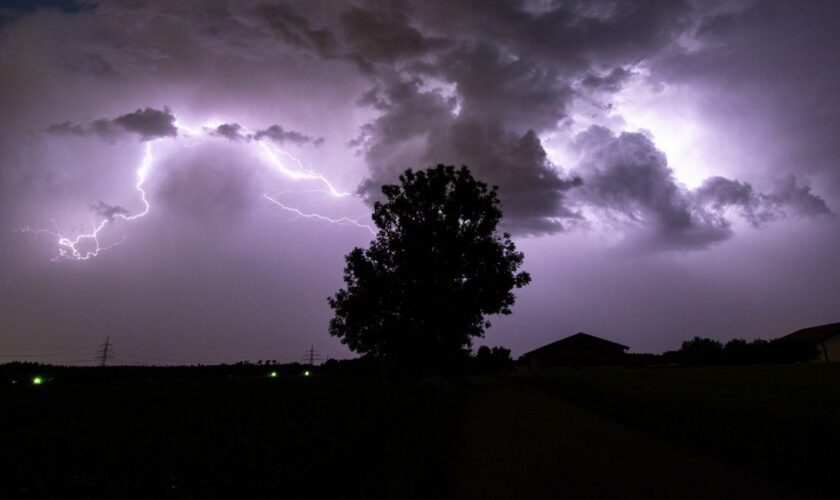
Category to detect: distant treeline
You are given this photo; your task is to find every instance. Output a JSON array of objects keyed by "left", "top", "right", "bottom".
[
  {"left": 627, "top": 337, "right": 819, "bottom": 367},
  {"left": 0, "top": 360, "right": 327, "bottom": 383},
  {"left": 1, "top": 348, "right": 521, "bottom": 382},
  {"left": 1, "top": 337, "right": 818, "bottom": 382}
]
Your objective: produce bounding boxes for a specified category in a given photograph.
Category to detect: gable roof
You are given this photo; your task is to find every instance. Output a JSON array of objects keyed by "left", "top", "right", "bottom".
[
  {"left": 782, "top": 322, "right": 840, "bottom": 343},
  {"left": 522, "top": 332, "right": 629, "bottom": 358}
]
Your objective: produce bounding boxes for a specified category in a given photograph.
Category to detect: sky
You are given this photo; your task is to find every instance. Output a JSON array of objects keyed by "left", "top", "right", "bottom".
[{"left": 1, "top": 0, "right": 839, "bottom": 364}]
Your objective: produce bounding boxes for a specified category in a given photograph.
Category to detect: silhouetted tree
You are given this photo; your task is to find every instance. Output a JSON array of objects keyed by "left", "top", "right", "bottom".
[
  {"left": 328, "top": 165, "right": 531, "bottom": 374},
  {"left": 473, "top": 345, "right": 514, "bottom": 372},
  {"left": 677, "top": 337, "right": 724, "bottom": 365},
  {"left": 666, "top": 336, "right": 819, "bottom": 366},
  {"left": 722, "top": 338, "right": 752, "bottom": 364}
]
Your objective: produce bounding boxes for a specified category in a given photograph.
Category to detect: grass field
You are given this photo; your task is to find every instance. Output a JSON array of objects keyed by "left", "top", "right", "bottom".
[
  {"left": 519, "top": 363, "right": 840, "bottom": 495},
  {"left": 0, "top": 374, "right": 462, "bottom": 498}
]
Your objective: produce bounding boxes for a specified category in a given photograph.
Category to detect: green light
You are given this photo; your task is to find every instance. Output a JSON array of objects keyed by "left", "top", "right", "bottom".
[
  {"left": 304, "top": 370, "right": 310, "bottom": 377},
  {"left": 32, "top": 376, "right": 43, "bottom": 385},
  {"left": 269, "top": 371, "right": 278, "bottom": 378}
]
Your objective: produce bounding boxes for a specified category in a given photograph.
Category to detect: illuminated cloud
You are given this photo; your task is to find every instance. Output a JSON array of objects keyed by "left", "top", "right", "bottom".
[
  {"left": 30, "top": 1, "right": 836, "bottom": 248},
  {"left": 1, "top": 0, "right": 839, "bottom": 360},
  {"left": 571, "top": 126, "right": 833, "bottom": 250}
]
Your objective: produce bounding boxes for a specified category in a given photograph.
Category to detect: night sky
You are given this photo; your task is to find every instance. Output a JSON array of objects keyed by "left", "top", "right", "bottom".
[{"left": 1, "top": 0, "right": 838, "bottom": 364}]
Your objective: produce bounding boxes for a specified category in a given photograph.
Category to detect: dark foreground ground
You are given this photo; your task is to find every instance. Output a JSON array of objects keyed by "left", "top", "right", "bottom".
[{"left": 2, "top": 364, "right": 838, "bottom": 498}]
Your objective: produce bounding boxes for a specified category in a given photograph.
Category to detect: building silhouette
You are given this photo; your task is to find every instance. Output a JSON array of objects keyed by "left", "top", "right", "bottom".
[
  {"left": 781, "top": 321, "right": 840, "bottom": 363},
  {"left": 520, "top": 332, "right": 629, "bottom": 368}
]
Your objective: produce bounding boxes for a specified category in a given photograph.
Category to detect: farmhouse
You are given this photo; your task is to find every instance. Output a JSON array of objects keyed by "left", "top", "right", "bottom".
[
  {"left": 781, "top": 322, "right": 840, "bottom": 363},
  {"left": 521, "top": 332, "right": 629, "bottom": 367}
]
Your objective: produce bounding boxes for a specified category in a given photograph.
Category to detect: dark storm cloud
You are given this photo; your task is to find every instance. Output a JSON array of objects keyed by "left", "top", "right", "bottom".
[
  {"left": 113, "top": 107, "right": 178, "bottom": 140},
  {"left": 89, "top": 201, "right": 130, "bottom": 221},
  {"left": 572, "top": 126, "right": 833, "bottom": 250},
  {"left": 425, "top": 121, "right": 584, "bottom": 234},
  {"left": 436, "top": 42, "right": 574, "bottom": 132},
  {"left": 580, "top": 67, "right": 632, "bottom": 93},
  {"left": 693, "top": 176, "right": 769, "bottom": 225},
  {"left": 353, "top": 75, "right": 580, "bottom": 235},
  {"left": 253, "top": 125, "right": 322, "bottom": 146},
  {"left": 766, "top": 175, "right": 834, "bottom": 219},
  {"left": 25, "top": 0, "right": 837, "bottom": 247},
  {"left": 339, "top": 6, "right": 445, "bottom": 65},
  {"left": 694, "top": 177, "right": 756, "bottom": 211},
  {"left": 55, "top": 110, "right": 324, "bottom": 148},
  {"left": 256, "top": 3, "right": 338, "bottom": 59},
  {"left": 1, "top": 0, "right": 92, "bottom": 13},
  {"left": 209, "top": 122, "right": 323, "bottom": 146},
  {"left": 47, "top": 107, "right": 177, "bottom": 142},
  {"left": 572, "top": 127, "right": 732, "bottom": 249},
  {"left": 211, "top": 123, "right": 249, "bottom": 141},
  {"left": 63, "top": 53, "right": 119, "bottom": 78},
  {"left": 695, "top": 175, "right": 833, "bottom": 226},
  {"left": 349, "top": 40, "right": 581, "bottom": 234},
  {"left": 0, "top": 0, "right": 93, "bottom": 25},
  {"left": 339, "top": 1, "right": 697, "bottom": 235},
  {"left": 396, "top": 0, "right": 693, "bottom": 69},
  {"left": 51, "top": 0, "right": 703, "bottom": 239},
  {"left": 333, "top": 0, "right": 838, "bottom": 245}
]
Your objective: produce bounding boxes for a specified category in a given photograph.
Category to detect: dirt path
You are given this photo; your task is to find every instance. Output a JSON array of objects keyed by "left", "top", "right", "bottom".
[{"left": 448, "top": 378, "right": 803, "bottom": 500}]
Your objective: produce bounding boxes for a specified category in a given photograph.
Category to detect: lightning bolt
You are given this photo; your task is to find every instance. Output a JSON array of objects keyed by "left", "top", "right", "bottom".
[
  {"left": 24, "top": 117, "right": 374, "bottom": 261},
  {"left": 262, "top": 194, "right": 375, "bottom": 234},
  {"left": 19, "top": 142, "right": 154, "bottom": 261},
  {"left": 257, "top": 140, "right": 349, "bottom": 197}
]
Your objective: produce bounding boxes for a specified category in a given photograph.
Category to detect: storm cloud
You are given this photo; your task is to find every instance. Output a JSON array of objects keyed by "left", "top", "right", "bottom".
[
  {"left": 571, "top": 126, "right": 832, "bottom": 250},
  {"left": 253, "top": 125, "right": 323, "bottom": 146},
  {"left": 1, "top": 0, "right": 840, "bottom": 362},
  {"left": 208, "top": 122, "right": 322, "bottom": 146},
  {"left": 153, "top": 144, "right": 262, "bottom": 221},
  {"left": 89, "top": 201, "right": 131, "bottom": 221},
  {"left": 30, "top": 0, "right": 835, "bottom": 245},
  {"left": 48, "top": 107, "right": 178, "bottom": 142},
  {"left": 351, "top": 42, "right": 582, "bottom": 234}
]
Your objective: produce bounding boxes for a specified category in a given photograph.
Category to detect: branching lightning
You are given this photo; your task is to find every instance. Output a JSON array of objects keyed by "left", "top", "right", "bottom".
[
  {"left": 19, "top": 142, "right": 154, "bottom": 261},
  {"left": 257, "top": 139, "right": 349, "bottom": 197},
  {"left": 262, "top": 194, "right": 375, "bottom": 234},
  {"left": 24, "top": 117, "right": 373, "bottom": 261}
]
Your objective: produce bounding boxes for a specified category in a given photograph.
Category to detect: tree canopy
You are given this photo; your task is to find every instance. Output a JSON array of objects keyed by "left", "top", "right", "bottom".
[{"left": 328, "top": 165, "right": 530, "bottom": 373}]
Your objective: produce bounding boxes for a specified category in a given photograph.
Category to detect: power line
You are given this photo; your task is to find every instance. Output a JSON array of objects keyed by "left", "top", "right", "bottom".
[
  {"left": 301, "top": 345, "right": 321, "bottom": 366},
  {"left": 1, "top": 342, "right": 316, "bottom": 366},
  {"left": 95, "top": 336, "right": 112, "bottom": 367},
  {"left": 113, "top": 355, "right": 216, "bottom": 365}
]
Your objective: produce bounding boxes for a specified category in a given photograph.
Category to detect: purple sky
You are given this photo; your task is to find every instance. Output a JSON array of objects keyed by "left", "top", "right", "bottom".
[{"left": 1, "top": 0, "right": 839, "bottom": 364}]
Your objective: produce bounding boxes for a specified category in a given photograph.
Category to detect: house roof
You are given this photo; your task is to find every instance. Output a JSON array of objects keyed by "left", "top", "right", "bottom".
[
  {"left": 782, "top": 322, "right": 840, "bottom": 343},
  {"left": 522, "top": 332, "right": 629, "bottom": 358}
]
